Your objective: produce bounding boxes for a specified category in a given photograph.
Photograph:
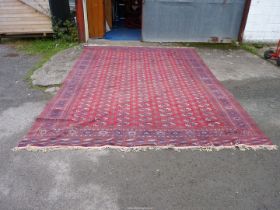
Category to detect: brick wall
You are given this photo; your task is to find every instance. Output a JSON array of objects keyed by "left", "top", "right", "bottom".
[{"left": 244, "top": 0, "right": 280, "bottom": 42}]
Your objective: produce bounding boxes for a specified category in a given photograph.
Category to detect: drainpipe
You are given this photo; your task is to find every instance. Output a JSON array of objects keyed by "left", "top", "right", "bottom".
[{"left": 238, "top": 0, "right": 252, "bottom": 43}]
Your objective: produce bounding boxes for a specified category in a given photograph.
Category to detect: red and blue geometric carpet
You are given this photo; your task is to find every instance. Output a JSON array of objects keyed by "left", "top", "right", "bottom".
[{"left": 16, "top": 46, "right": 276, "bottom": 151}]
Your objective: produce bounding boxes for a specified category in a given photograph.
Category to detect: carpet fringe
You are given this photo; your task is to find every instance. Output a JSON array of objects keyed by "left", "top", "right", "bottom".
[{"left": 12, "top": 144, "right": 278, "bottom": 152}]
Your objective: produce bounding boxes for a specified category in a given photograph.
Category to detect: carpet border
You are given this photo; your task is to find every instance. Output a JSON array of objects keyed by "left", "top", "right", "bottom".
[{"left": 13, "top": 144, "right": 277, "bottom": 152}]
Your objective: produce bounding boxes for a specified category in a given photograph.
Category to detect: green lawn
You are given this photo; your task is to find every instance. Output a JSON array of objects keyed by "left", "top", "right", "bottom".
[{"left": 2, "top": 38, "right": 78, "bottom": 89}]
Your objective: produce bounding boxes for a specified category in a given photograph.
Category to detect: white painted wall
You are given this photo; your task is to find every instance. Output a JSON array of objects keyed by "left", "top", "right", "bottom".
[{"left": 244, "top": 0, "right": 280, "bottom": 42}]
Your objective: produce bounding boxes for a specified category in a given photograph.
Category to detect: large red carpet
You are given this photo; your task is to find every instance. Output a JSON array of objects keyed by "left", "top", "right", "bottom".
[{"left": 17, "top": 46, "right": 276, "bottom": 150}]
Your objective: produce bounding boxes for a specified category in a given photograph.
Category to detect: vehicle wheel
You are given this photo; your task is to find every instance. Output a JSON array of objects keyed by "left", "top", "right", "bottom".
[
  {"left": 277, "top": 58, "right": 280, "bottom": 66},
  {"left": 264, "top": 50, "right": 274, "bottom": 59}
]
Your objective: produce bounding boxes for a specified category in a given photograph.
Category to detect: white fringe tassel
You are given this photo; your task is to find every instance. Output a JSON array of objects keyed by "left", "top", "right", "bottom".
[{"left": 12, "top": 144, "right": 278, "bottom": 152}]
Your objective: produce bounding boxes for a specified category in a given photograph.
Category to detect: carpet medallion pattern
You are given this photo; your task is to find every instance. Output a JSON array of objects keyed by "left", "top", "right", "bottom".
[{"left": 17, "top": 46, "right": 275, "bottom": 150}]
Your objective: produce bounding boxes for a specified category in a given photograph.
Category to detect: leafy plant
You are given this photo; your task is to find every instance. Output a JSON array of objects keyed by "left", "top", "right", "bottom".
[{"left": 52, "top": 19, "right": 79, "bottom": 42}]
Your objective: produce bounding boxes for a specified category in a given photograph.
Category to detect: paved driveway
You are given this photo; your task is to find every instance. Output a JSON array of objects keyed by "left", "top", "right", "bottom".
[{"left": 0, "top": 44, "right": 280, "bottom": 210}]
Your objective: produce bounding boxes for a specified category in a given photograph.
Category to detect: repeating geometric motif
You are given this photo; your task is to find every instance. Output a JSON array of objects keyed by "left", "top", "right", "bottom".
[{"left": 18, "top": 46, "right": 273, "bottom": 148}]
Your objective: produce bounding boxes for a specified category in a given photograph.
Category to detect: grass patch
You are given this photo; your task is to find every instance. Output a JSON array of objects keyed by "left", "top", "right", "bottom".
[
  {"left": 32, "top": 84, "right": 62, "bottom": 92},
  {"left": 240, "top": 43, "right": 259, "bottom": 55},
  {"left": 2, "top": 38, "right": 78, "bottom": 88}
]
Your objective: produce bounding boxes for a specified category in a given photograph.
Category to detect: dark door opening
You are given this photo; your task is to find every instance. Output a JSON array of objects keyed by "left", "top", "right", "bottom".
[{"left": 105, "top": 0, "right": 142, "bottom": 40}]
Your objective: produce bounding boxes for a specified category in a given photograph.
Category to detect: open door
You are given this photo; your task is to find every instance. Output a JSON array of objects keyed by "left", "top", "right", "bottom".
[
  {"left": 86, "top": 0, "right": 141, "bottom": 40},
  {"left": 105, "top": 0, "right": 113, "bottom": 28},
  {"left": 87, "top": 0, "right": 106, "bottom": 38}
]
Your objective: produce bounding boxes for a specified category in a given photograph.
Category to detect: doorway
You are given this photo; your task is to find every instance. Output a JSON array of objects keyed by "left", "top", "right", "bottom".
[{"left": 87, "top": 0, "right": 142, "bottom": 40}]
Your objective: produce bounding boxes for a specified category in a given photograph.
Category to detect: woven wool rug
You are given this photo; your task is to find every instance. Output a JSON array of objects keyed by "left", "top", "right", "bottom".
[{"left": 16, "top": 46, "right": 276, "bottom": 151}]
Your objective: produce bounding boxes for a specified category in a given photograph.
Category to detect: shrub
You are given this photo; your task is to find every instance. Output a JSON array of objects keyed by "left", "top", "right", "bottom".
[{"left": 52, "top": 19, "right": 79, "bottom": 42}]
